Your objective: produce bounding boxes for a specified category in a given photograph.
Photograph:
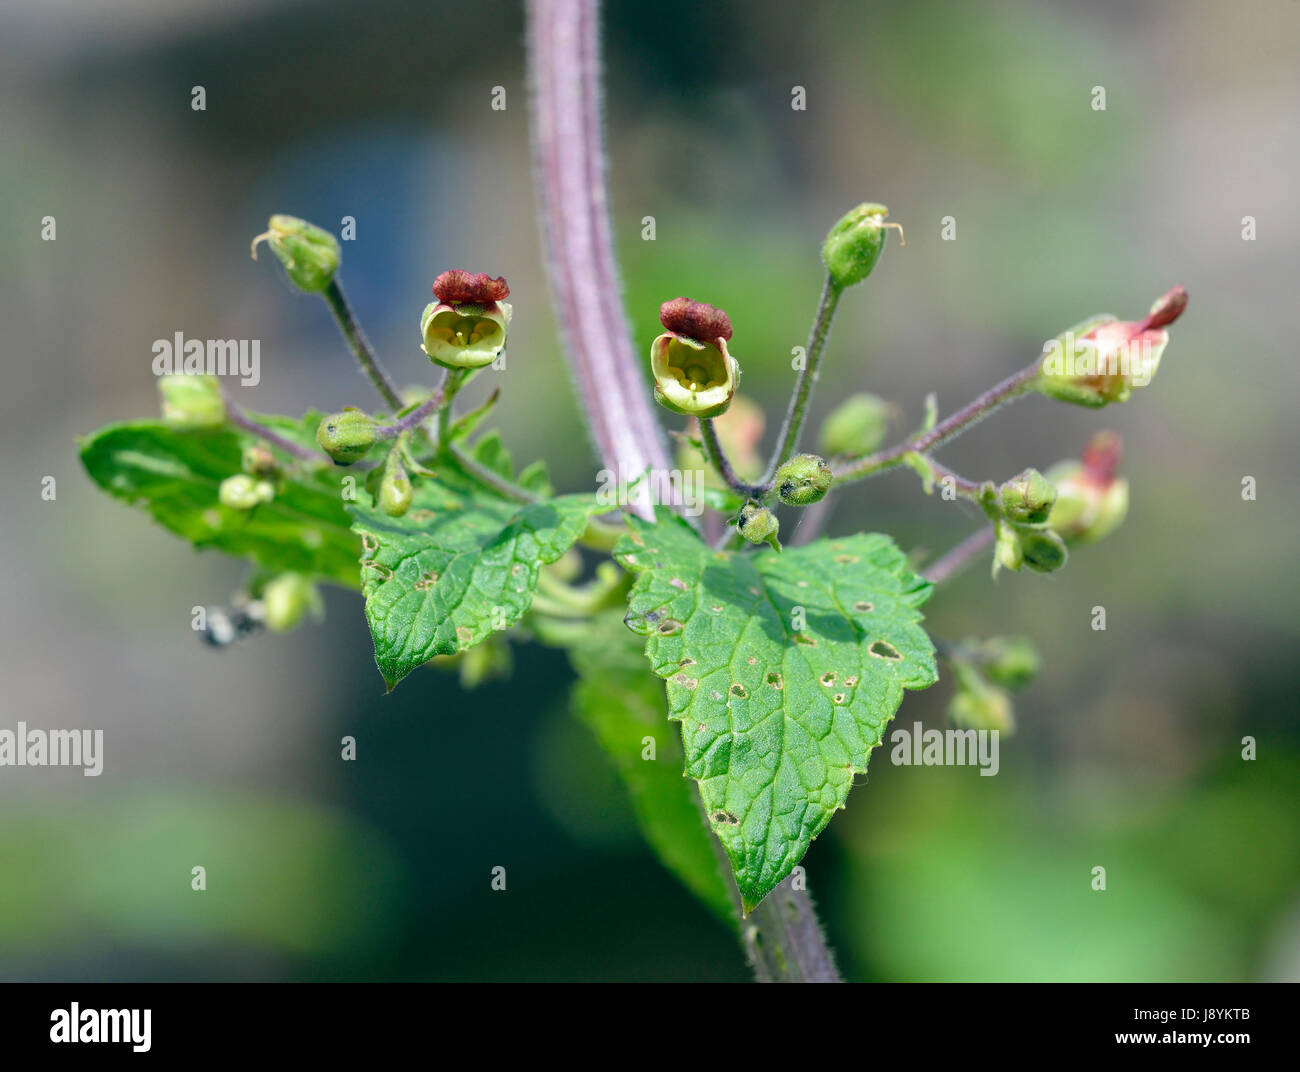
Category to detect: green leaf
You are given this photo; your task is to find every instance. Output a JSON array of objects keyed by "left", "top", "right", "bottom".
[
  {"left": 79, "top": 417, "right": 360, "bottom": 588},
  {"left": 349, "top": 448, "right": 608, "bottom": 689},
  {"left": 617, "top": 510, "right": 937, "bottom": 912},
  {"left": 566, "top": 612, "right": 736, "bottom": 924}
]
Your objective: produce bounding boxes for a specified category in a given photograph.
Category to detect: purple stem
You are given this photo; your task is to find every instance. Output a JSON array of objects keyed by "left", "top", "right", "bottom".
[{"left": 528, "top": 0, "right": 669, "bottom": 518}]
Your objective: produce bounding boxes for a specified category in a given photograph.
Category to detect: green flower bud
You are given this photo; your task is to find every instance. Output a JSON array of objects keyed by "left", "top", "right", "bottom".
[
  {"left": 261, "top": 572, "right": 322, "bottom": 633},
  {"left": 218, "top": 473, "right": 275, "bottom": 510},
  {"left": 1044, "top": 431, "right": 1129, "bottom": 545},
  {"left": 998, "top": 468, "right": 1057, "bottom": 524},
  {"left": 158, "top": 374, "right": 225, "bottom": 429},
  {"left": 1019, "top": 527, "right": 1068, "bottom": 573},
  {"left": 819, "top": 393, "right": 891, "bottom": 457},
  {"left": 316, "top": 409, "right": 377, "bottom": 465},
  {"left": 420, "top": 300, "right": 511, "bottom": 370},
  {"left": 651, "top": 333, "right": 739, "bottom": 418},
  {"left": 994, "top": 519, "right": 1067, "bottom": 574},
  {"left": 250, "top": 215, "right": 341, "bottom": 294},
  {"left": 822, "top": 203, "right": 903, "bottom": 289},
  {"left": 948, "top": 662, "right": 1014, "bottom": 734},
  {"left": 378, "top": 449, "right": 413, "bottom": 517},
  {"left": 975, "top": 636, "right": 1040, "bottom": 689},
  {"left": 775, "top": 453, "right": 833, "bottom": 506},
  {"left": 241, "top": 443, "right": 278, "bottom": 478},
  {"left": 736, "top": 501, "right": 780, "bottom": 550}
]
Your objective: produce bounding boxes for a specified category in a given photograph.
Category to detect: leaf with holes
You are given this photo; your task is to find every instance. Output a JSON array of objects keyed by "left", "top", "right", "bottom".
[
  {"left": 79, "top": 417, "right": 360, "bottom": 588},
  {"left": 617, "top": 510, "right": 937, "bottom": 912},
  {"left": 349, "top": 445, "right": 612, "bottom": 689}
]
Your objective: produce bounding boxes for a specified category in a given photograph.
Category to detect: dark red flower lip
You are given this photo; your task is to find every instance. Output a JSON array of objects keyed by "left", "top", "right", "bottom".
[
  {"left": 659, "top": 297, "right": 733, "bottom": 342},
  {"left": 432, "top": 270, "right": 510, "bottom": 304}
]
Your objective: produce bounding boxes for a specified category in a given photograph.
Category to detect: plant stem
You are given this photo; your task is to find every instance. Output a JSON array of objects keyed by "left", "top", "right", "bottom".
[
  {"left": 221, "top": 388, "right": 322, "bottom": 463},
  {"left": 763, "top": 275, "right": 841, "bottom": 484},
  {"left": 923, "top": 525, "right": 996, "bottom": 585},
  {"left": 528, "top": 0, "right": 841, "bottom": 984},
  {"left": 699, "top": 418, "right": 764, "bottom": 499},
  {"left": 373, "top": 377, "right": 450, "bottom": 440},
  {"left": 833, "top": 361, "right": 1041, "bottom": 484},
  {"left": 448, "top": 441, "right": 538, "bottom": 504},
  {"left": 437, "top": 368, "right": 468, "bottom": 446},
  {"left": 743, "top": 876, "right": 842, "bottom": 983},
  {"left": 528, "top": 0, "right": 670, "bottom": 520},
  {"left": 323, "top": 279, "right": 405, "bottom": 413}
]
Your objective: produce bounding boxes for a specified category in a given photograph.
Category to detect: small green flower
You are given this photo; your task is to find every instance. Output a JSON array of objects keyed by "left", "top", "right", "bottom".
[
  {"left": 316, "top": 409, "right": 377, "bottom": 465},
  {"left": 421, "top": 299, "right": 512, "bottom": 370},
  {"left": 158, "top": 374, "right": 225, "bottom": 429},
  {"left": 261, "top": 572, "right": 322, "bottom": 633},
  {"left": 378, "top": 449, "right": 413, "bottom": 517},
  {"left": 974, "top": 636, "right": 1040, "bottom": 689},
  {"left": 250, "top": 215, "right": 340, "bottom": 294},
  {"left": 819, "top": 393, "right": 891, "bottom": 457},
  {"left": 218, "top": 473, "right": 274, "bottom": 510},
  {"left": 999, "top": 468, "right": 1057, "bottom": 524},
  {"left": 948, "top": 661, "right": 1014, "bottom": 734},
  {"left": 651, "top": 297, "right": 740, "bottom": 418},
  {"left": 822, "top": 203, "right": 903, "bottom": 289},
  {"left": 736, "top": 501, "right": 780, "bottom": 550},
  {"left": 775, "top": 453, "right": 833, "bottom": 506}
]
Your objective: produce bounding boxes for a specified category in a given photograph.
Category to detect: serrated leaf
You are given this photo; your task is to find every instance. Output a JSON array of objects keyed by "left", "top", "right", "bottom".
[
  {"left": 617, "top": 510, "right": 937, "bottom": 912},
  {"left": 565, "top": 612, "right": 735, "bottom": 924},
  {"left": 349, "top": 452, "right": 608, "bottom": 689},
  {"left": 79, "top": 417, "right": 360, "bottom": 587}
]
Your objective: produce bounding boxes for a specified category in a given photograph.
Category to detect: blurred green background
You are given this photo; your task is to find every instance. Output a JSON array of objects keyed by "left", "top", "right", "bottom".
[{"left": 2, "top": 0, "right": 1297, "bottom": 981}]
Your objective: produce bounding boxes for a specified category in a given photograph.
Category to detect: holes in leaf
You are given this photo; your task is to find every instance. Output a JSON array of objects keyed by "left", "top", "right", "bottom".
[
  {"left": 712, "top": 810, "right": 741, "bottom": 826},
  {"left": 853, "top": 601, "right": 874, "bottom": 613},
  {"left": 766, "top": 671, "right": 783, "bottom": 690},
  {"left": 729, "top": 683, "right": 749, "bottom": 699},
  {"left": 870, "top": 640, "right": 902, "bottom": 661},
  {"left": 819, "top": 671, "right": 836, "bottom": 687},
  {"left": 656, "top": 618, "right": 684, "bottom": 636}
]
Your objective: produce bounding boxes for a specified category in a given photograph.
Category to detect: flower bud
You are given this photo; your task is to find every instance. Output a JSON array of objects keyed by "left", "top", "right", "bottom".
[
  {"left": 218, "top": 473, "right": 275, "bottom": 510},
  {"left": 975, "top": 636, "right": 1040, "bottom": 689},
  {"left": 158, "top": 374, "right": 225, "bottom": 429},
  {"left": 378, "top": 449, "right": 413, "bottom": 518},
  {"left": 822, "top": 203, "right": 902, "bottom": 289},
  {"left": 250, "top": 215, "right": 340, "bottom": 294},
  {"left": 420, "top": 271, "right": 512, "bottom": 370},
  {"left": 1019, "top": 527, "right": 1068, "bottom": 573},
  {"left": 948, "top": 662, "right": 1014, "bottom": 734},
  {"left": 736, "top": 501, "right": 780, "bottom": 550},
  {"left": 819, "top": 393, "right": 891, "bottom": 457},
  {"left": 775, "top": 453, "right": 833, "bottom": 506},
  {"left": 316, "top": 409, "right": 377, "bottom": 465},
  {"left": 1045, "top": 431, "right": 1129, "bottom": 545},
  {"left": 651, "top": 298, "right": 740, "bottom": 418},
  {"left": 1034, "top": 286, "right": 1186, "bottom": 408},
  {"left": 995, "top": 519, "right": 1067, "bottom": 574},
  {"left": 261, "top": 572, "right": 322, "bottom": 633},
  {"left": 241, "top": 443, "right": 278, "bottom": 478},
  {"left": 998, "top": 468, "right": 1057, "bottom": 524}
]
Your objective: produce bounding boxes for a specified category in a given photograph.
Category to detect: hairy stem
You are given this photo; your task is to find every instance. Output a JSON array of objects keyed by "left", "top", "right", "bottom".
[
  {"left": 221, "top": 388, "right": 321, "bottom": 463},
  {"left": 699, "top": 418, "right": 764, "bottom": 499},
  {"left": 528, "top": 0, "right": 670, "bottom": 520},
  {"left": 923, "top": 525, "right": 996, "bottom": 585},
  {"left": 323, "top": 279, "right": 405, "bottom": 412},
  {"left": 373, "top": 374, "right": 450, "bottom": 440},
  {"left": 743, "top": 876, "right": 842, "bottom": 983},
  {"left": 763, "top": 275, "right": 841, "bottom": 484},
  {"left": 833, "top": 361, "right": 1041, "bottom": 484}
]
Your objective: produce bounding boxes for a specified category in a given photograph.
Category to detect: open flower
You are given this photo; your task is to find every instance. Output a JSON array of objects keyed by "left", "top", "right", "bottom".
[
  {"left": 1035, "top": 286, "right": 1187, "bottom": 407},
  {"left": 650, "top": 297, "right": 740, "bottom": 418},
  {"left": 421, "top": 270, "right": 512, "bottom": 370}
]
